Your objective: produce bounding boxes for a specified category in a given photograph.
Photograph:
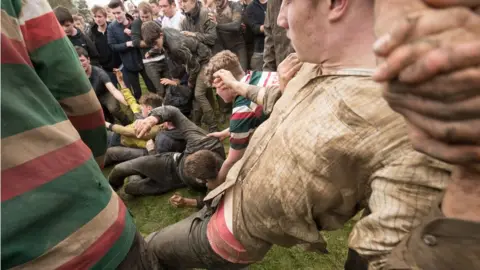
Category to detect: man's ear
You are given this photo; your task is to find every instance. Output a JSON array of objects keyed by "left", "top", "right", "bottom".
[{"left": 328, "top": 0, "right": 348, "bottom": 22}]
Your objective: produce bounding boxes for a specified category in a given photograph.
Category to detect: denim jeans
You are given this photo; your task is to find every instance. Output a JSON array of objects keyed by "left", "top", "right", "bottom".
[
  {"left": 108, "top": 153, "right": 186, "bottom": 196},
  {"left": 124, "top": 68, "right": 156, "bottom": 100},
  {"left": 104, "top": 145, "right": 147, "bottom": 167}
]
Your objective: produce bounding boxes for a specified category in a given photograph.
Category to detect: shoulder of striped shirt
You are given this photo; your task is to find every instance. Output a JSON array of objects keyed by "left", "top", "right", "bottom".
[
  {"left": 232, "top": 98, "right": 260, "bottom": 114},
  {"left": 19, "top": 0, "right": 52, "bottom": 24}
]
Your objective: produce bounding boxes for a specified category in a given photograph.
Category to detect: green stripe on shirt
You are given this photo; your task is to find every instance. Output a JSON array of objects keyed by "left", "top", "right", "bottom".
[
  {"left": 78, "top": 125, "right": 108, "bottom": 158},
  {"left": 29, "top": 38, "right": 92, "bottom": 100},
  {"left": 1, "top": 159, "right": 112, "bottom": 268},
  {"left": 1, "top": 64, "right": 69, "bottom": 138}
]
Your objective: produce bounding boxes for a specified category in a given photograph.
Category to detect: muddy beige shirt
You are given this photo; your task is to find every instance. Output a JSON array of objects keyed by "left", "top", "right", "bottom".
[{"left": 205, "top": 63, "right": 451, "bottom": 268}]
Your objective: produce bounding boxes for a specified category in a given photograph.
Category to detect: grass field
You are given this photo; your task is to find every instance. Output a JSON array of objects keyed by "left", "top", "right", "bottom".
[{"left": 103, "top": 82, "right": 353, "bottom": 269}]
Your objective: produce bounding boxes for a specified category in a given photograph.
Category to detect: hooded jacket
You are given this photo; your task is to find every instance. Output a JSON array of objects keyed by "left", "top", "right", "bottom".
[
  {"left": 88, "top": 22, "right": 121, "bottom": 71},
  {"left": 180, "top": 1, "right": 217, "bottom": 49}
]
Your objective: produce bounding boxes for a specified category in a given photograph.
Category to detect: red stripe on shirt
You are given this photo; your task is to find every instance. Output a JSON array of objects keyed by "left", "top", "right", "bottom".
[
  {"left": 263, "top": 72, "right": 272, "bottom": 87},
  {"left": 1, "top": 140, "right": 92, "bottom": 202},
  {"left": 21, "top": 11, "right": 65, "bottom": 53},
  {"left": 1, "top": 34, "right": 33, "bottom": 66},
  {"left": 230, "top": 136, "right": 250, "bottom": 145},
  {"left": 57, "top": 199, "right": 127, "bottom": 270},
  {"left": 253, "top": 104, "right": 264, "bottom": 118},
  {"left": 243, "top": 72, "right": 252, "bottom": 83},
  {"left": 230, "top": 112, "right": 255, "bottom": 121},
  {"left": 68, "top": 110, "right": 105, "bottom": 131}
]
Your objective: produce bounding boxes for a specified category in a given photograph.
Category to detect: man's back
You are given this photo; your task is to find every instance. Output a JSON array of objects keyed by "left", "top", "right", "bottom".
[
  {"left": 1, "top": 0, "right": 137, "bottom": 268},
  {"left": 206, "top": 64, "right": 450, "bottom": 266}
]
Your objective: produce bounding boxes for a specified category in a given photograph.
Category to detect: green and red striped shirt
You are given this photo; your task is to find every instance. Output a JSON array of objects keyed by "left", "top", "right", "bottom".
[
  {"left": 1, "top": 0, "right": 136, "bottom": 268},
  {"left": 229, "top": 71, "right": 277, "bottom": 150}
]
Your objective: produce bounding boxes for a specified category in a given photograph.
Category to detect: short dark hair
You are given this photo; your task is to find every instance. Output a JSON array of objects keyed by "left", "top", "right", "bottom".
[
  {"left": 108, "top": 0, "right": 125, "bottom": 10},
  {"left": 91, "top": 5, "right": 107, "bottom": 17},
  {"left": 184, "top": 150, "right": 223, "bottom": 180},
  {"left": 139, "top": 93, "right": 164, "bottom": 108},
  {"left": 141, "top": 21, "right": 163, "bottom": 48},
  {"left": 75, "top": 46, "right": 89, "bottom": 58},
  {"left": 54, "top": 6, "right": 74, "bottom": 25},
  {"left": 149, "top": 0, "right": 159, "bottom": 4}
]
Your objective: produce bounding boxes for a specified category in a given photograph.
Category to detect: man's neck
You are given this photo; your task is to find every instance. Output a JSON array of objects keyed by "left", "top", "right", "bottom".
[
  {"left": 98, "top": 23, "right": 107, "bottom": 32},
  {"left": 167, "top": 11, "right": 176, "bottom": 19},
  {"left": 259, "top": 0, "right": 267, "bottom": 4},
  {"left": 86, "top": 65, "right": 92, "bottom": 77},
  {"left": 321, "top": 13, "right": 376, "bottom": 72},
  {"left": 122, "top": 18, "right": 129, "bottom": 26}
]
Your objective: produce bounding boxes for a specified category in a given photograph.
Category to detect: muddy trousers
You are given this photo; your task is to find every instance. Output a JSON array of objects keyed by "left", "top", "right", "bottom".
[
  {"left": 146, "top": 206, "right": 250, "bottom": 269},
  {"left": 108, "top": 153, "right": 185, "bottom": 196},
  {"left": 192, "top": 65, "right": 217, "bottom": 131}
]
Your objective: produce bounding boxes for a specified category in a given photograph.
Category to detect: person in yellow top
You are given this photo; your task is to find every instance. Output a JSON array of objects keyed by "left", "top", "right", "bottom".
[{"left": 104, "top": 69, "right": 165, "bottom": 166}]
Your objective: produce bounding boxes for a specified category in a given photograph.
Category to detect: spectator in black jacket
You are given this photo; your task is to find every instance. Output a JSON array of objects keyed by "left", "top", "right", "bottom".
[
  {"left": 240, "top": 0, "right": 254, "bottom": 69},
  {"left": 88, "top": 5, "right": 122, "bottom": 85},
  {"left": 245, "top": 0, "right": 267, "bottom": 71},
  {"left": 54, "top": 7, "right": 100, "bottom": 66},
  {"left": 107, "top": 0, "right": 156, "bottom": 99}
]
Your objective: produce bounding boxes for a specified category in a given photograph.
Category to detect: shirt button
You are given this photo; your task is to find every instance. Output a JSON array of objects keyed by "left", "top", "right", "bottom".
[{"left": 423, "top": 234, "right": 437, "bottom": 246}]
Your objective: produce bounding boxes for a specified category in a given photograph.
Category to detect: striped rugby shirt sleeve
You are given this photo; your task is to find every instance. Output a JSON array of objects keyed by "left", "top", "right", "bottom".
[
  {"left": 19, "top": 0, "right": 107, "bottom": 166},
  {"left": 1, "top": 0, "right": 137, "bottom": 269}
]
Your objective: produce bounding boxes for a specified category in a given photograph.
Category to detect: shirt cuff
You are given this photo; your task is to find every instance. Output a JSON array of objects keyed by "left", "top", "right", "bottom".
[{"left": 245, "top": 85, "right": 262, "bottom": 102}]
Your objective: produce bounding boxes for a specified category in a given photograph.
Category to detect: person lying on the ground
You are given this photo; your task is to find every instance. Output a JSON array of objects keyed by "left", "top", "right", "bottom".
[
  {"left": 108, "top": 105, "right": 226, "bottom": 196},
  {"left": 169, "top": 51, "right": 302, "bottom": 208},
  {"left": 371, "top": 4, "right": 480, "bottom": 269},
  {"left": 75, "top": 46, "right": 132, "bottom": 125},
  {"left": 105, "top": 69, "right": 191, "bottom": 166},
  {"left": 105, "top": 93, "right": 164, "bottom": 148}
]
